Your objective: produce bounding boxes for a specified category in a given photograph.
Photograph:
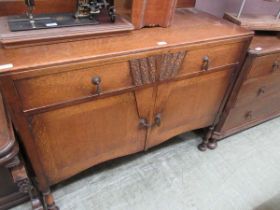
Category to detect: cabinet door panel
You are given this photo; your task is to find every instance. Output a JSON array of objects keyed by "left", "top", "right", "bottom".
[
  {"left": 147, "top": 69, "right": 233, "bottom": 148},
  {"left": 30, "top": 92, "right": 147, "bottom": 184}
]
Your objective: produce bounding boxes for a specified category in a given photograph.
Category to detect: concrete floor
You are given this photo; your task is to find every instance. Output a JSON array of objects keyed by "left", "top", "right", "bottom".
[{"left": 13, "top": 117, "right": 280, "bottom": 210}]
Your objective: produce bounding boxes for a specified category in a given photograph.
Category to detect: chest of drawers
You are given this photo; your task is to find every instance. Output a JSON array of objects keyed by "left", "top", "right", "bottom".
[
  {"left": 209, "top": 33, "right": 280, "bottom": 148},
  {"left": 0, "top": 9, "right": 252, "bottom": 209}
]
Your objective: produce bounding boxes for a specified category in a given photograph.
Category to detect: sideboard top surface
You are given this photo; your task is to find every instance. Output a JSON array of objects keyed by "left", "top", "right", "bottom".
[{"left": 0, "top": 8, "right": 252, "bottom": 74}]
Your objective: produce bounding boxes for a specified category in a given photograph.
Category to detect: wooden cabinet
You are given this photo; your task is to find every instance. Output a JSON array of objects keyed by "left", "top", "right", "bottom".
[
  {"left": 147, "top": 69, "right": 235, "bottom": 148},
  {"left": 0, "top": 9, "right": 252, "bottom": 209},
  {"left": 30, "top": 92, "right": 147, "bottom": 184},
  {"left": 210, "top": 33, "right": 280, "bottom": 146}
]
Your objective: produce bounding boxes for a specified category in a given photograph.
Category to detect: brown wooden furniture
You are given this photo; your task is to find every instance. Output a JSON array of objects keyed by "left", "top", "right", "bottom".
[
  {"left": 0, "top": 92, "right": 43, "bottom": 210},
  {"left": 224, "top": 0, "right": 280, "bottom": 31},
  {"left": 0, "top": 0, "right": 196, "bottom": 19},
  {"left": 0, "top": 0, "right": 196, "bottom": 48},
  {"left": 0, "top": 8, "right": 252, "bottom": 209},
  {"left": 207, "top": 32, "right": 280, "bottom": 149}
]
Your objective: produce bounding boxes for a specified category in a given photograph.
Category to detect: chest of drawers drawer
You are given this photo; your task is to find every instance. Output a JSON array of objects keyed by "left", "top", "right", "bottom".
[
  {"left": 14, "top": 62, "right": 134, "bottom": 111},
  {"left": 247, "top": 53, "right": 280, "bottom": 79},
  {"left": 179, "top": 42, "right": 244, "bottom": 77},
  {"left": 223, "top": 92, "right": 280, "bottom": 131},
  {"left": 234, "top": 72, "right": 280, "bottom": 108}
]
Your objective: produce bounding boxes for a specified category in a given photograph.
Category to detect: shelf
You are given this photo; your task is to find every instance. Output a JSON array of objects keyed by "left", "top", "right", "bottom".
[
  {"left": 224, "top": 12, "right": 280, "bottom": 31},
  {"left": 0, "top": 15, "right": 134, "bottom": 48}
]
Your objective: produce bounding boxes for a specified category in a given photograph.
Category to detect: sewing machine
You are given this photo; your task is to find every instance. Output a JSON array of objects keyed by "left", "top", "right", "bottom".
[{"left": 8, "top": 0, "right": 116, "bottom": 32}]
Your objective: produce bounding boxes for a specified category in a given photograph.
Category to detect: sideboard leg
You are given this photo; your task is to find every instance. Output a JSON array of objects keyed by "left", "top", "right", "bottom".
[
  {"left": 207, "top": 139, "right": 218, "bottom": 150},
  {"left": 198, "top": 126, "right": 214, "bottom": 152},
  {"left": 197, "top": 142, "right": 208, "bottom": 151},
  {"left": 43, "top": 190, "right": 59, "bottom": 210}
]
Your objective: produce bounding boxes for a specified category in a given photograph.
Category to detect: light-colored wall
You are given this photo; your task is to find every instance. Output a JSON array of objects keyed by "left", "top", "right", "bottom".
[
  {"left": 196, "top": 0, "right": 280, "bottom": 17},
  {"left": 195, "top": 0, "right": 227, "bottom": 17}
]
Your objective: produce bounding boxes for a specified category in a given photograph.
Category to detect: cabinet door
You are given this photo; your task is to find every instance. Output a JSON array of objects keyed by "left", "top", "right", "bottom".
[
  {"left": 30, "top": 91, "right": 149, "bottom": 185},
  {"left": 146, "top": 69, "right": 234, "bottom": 148}
]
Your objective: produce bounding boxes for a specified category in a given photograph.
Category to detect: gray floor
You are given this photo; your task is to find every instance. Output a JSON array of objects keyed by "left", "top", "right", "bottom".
[{"left": 13, "top": 117, "right": 280, "bottom": 210}]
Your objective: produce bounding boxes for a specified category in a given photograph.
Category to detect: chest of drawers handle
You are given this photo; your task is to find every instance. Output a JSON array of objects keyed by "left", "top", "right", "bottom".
[
  {"left": 91, "top": 76, "right": 102, "bottom": 95},
  {"left": 272, "top": 61, "right": 279, "bottom": 73},
  {"left": 257, "top": 87, "right": 266, "bottom": 96},
  {"left": 245, "top": 111, "right": 253, "bottom": 121},
  {"left": 201, "top": 56, "right": 209, "bottom": 71}
]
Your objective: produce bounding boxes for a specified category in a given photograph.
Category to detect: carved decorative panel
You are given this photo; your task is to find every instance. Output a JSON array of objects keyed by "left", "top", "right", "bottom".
[
  {"left": 129, "top": 51, "right": 186, "bottom": 86},
  {"left": 129, "top": 56, "right": 157, "bottom": 86},
  {"left": 159, "top": 51, "right": 186, "bottom": 81}
]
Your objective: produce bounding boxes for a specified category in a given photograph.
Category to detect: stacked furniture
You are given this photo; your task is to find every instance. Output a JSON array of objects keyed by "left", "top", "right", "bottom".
[{"left": 0, "top": 1, "right": 253, "bottom": 209}]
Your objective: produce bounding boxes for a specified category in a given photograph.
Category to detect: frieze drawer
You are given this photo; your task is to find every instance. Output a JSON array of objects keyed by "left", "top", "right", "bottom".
[
  {"left": 179, "top": 42, "right": 244, "bottom": 76},
  {"left": 14, "top": 62, "right": 134, "bottom": 111}
]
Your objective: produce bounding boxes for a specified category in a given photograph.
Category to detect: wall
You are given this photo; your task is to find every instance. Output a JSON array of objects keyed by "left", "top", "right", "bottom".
[
  {"left": 195, "top": 0, "right": 227, "bottom": 17},
  {"left": 196, "top": 0, "right": 280, "bottom": 17}
]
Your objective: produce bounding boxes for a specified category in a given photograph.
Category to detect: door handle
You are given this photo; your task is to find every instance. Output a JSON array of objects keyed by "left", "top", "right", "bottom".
[
  {"left": 139, "top": 113, "right": 162, "bottom": 128},
  {"left": 154, "top": 113, "right": 161, "bottom": 127}
]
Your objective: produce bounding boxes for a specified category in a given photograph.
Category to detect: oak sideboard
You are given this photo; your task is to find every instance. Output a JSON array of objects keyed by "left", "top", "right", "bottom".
[{"left": 0, "top": 9, "right": 253, "bottom": 209}]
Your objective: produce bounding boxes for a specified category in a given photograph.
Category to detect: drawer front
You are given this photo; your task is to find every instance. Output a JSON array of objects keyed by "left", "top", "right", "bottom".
[
  {"left": 15, "top": 62, "right": 133, "bottom": 110},
  {"left": 247, "top": 53, "right": 280, "bottom": 79},
  {"left": 179, "top": 42, "right": 244, "bottom": 76},
  {"left": 234, "top": 73, "right": 280, "bottom": 108},
  {"left": 223, "top": 92, "right": 280, "bottom": 131}
]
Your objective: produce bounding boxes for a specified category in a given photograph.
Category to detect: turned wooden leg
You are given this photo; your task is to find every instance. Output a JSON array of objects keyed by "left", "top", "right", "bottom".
[
  {"left": 197, "top": 141, "right": 208, "bottom": 152},
  {"left": 207, "top": 139, "right": 218, "bottom": 150},
  {"left": 198, "top": 126, "right": 214, "bottom": 152},
  {"left": 43, "top": 191, "right": 59, "bottom": 210}
]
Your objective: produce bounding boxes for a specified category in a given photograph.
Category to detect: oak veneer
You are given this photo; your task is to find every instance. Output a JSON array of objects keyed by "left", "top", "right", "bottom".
[{"left": 0, "top": 9, "right": 252, "bottom": 209}]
